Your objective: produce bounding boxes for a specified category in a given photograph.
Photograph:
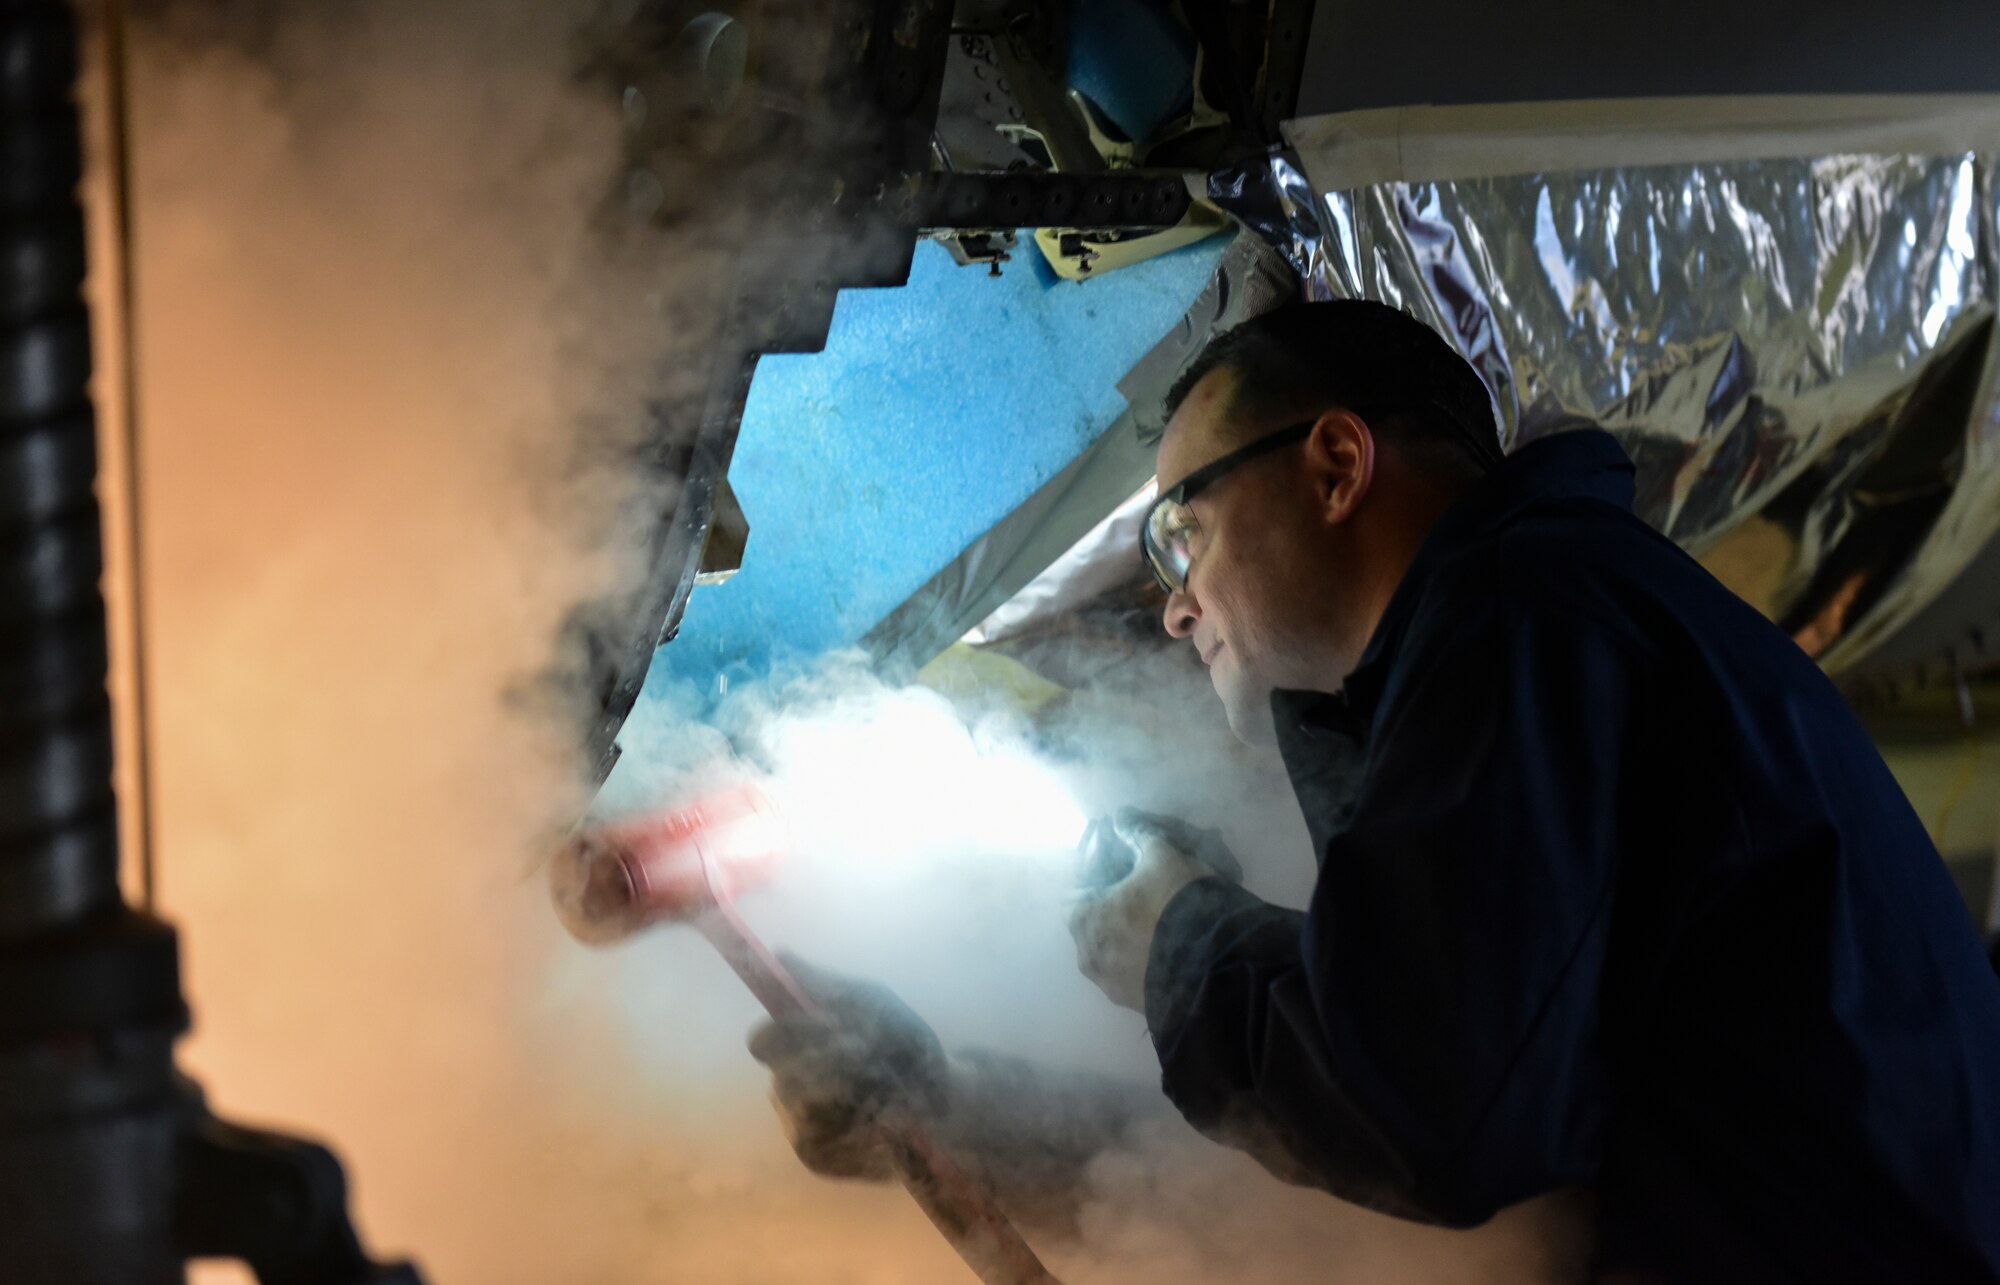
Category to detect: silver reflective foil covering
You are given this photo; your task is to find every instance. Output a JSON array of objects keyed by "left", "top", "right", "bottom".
[{"left": 1266, "top": 117, "right": 2000, "bottom": 675}]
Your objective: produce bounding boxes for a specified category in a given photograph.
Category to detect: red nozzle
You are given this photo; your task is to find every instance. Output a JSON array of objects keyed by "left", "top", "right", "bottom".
[{"left": 550, "top": 782, "right": 787, "bottom": 944}]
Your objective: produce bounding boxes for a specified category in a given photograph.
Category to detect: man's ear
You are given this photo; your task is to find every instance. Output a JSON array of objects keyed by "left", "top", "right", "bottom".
[{"left": 1306, "top": 408, "right": 1374, "bottom": 524}]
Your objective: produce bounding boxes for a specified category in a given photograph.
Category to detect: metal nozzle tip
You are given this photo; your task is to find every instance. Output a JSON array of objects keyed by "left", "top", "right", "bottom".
[{"left": 549, "top": 832, "right": 643, "bottom": 945}]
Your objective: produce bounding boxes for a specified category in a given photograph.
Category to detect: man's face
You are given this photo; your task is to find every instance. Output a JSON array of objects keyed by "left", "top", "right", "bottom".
[{"left": 1154, "top": 371, "right": 1347, "bottom": 744}]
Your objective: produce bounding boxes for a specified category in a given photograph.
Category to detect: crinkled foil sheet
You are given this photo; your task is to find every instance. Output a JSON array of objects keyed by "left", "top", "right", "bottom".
[{"left": 1242, "top": 143, "right": 2000, "bottom": 676}]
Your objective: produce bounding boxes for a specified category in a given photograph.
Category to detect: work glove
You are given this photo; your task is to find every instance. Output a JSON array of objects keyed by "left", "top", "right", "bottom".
[
  {"left": 1068, "top": 808, "right": 1242, "bottom": 1014},
  {"left": 747, "top": 954, "right": 951, "bottom": 1181}
]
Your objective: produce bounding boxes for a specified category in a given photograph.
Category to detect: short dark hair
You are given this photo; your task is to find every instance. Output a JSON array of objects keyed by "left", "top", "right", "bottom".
[{"left": 1159, "top": 299, "right": 1503, "bottom": 480}]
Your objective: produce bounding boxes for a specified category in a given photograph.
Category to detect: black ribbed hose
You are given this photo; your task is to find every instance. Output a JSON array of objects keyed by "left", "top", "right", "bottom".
[
  {"left": 0, "top": 5, "right": 185, "bottom": 1280},
  {"left": 0, "top": 8, "right": 419, "bottom": 1282},
  {"left": 0, "top": 2, "right": 125, "bottom": 933}
]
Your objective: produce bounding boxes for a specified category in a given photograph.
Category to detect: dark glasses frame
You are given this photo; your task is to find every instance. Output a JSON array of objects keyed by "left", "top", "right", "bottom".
[
  {"left": 1157, "top": 420, "right": 1316, "bottom": 512},
  {"left": 1142, "top": 398, "right": 1503, "bottom": 593},
  {"left": 1142, "top": 420, "right": 1314, "bottom": 593}
]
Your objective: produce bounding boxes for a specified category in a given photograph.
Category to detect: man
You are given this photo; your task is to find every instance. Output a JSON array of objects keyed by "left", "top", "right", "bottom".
[
  {"left": 1066, "top": 300, "right": 2000, "bottom": 1281},
  {"left": 754, "top": 300, "right": 2000, "bottom": 1281}
]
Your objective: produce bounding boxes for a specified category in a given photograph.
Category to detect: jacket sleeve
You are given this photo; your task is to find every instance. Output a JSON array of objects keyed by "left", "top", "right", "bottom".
[{"left": 1143, "top": 592, "right": 1639, "bottom": 1226}]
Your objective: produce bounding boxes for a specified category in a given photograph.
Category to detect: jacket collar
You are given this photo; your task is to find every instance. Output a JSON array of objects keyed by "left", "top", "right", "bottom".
[
  {"left": 1349, "top": 424, "right": 1634, "bottom": 683},
  {"left": 1270, "top": 426, "right": 1635, "bottom": 779}
]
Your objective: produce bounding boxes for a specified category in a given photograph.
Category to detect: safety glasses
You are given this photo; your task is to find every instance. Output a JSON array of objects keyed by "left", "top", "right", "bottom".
[
  {"left": 1142, "top": 389, "right": 1505, "bottom": 595},
  {"left": 1142, "top": 421, "right": 1313, "bottom": 594}
]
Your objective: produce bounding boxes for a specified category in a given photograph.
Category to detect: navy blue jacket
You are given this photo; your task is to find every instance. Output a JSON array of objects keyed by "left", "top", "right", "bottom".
[{"left": 1145, "top": 429, "right": 2000, "bottom": 1283}]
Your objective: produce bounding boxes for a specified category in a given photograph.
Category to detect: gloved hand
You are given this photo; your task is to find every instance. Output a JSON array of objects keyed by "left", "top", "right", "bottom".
[
  {"left": 1075, "top": 807, "right": 1243, "bottom": 890},
  {"left": 746, "top": 954, "right": 951, "bottom": 1181},
  {"left": 1068, "top": 808, "right": 1241, "bottom": 1013}
]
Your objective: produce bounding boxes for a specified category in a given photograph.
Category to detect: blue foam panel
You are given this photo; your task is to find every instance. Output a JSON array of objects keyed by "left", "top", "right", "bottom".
[{"left": 642, "top": 233, "right": 1224, "bottom": 704}]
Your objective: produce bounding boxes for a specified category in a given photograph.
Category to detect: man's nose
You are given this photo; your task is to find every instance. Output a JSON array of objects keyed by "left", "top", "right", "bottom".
[{"left": 1162, "top": 586, "right": 1200, "bottom": 638}]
